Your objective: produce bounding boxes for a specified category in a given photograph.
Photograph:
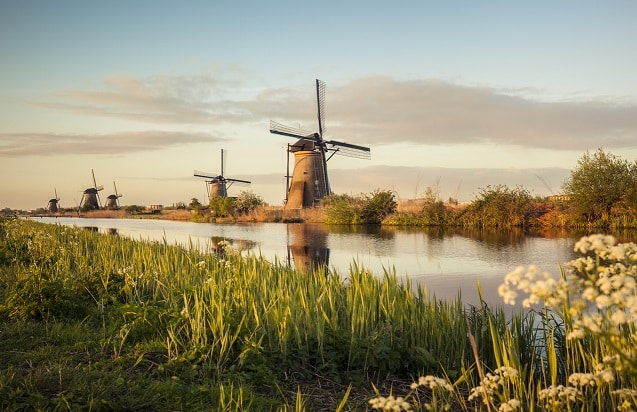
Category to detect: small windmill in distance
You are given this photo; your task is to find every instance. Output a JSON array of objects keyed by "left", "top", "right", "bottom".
[
  {"left": 270, "top": 79, "right": 371, "bottom": 209},
  {"left": 104, "top": 181, "right": 122, "bottom": 209},
  {"left": 79, "top": 169, "right": 103, "bottom": 210},
  {"left": 46, "top": 189, "right": 60, "bottom": 213},
  {"left": 194, "top": 149, "right": 251, "bottom": 203}
]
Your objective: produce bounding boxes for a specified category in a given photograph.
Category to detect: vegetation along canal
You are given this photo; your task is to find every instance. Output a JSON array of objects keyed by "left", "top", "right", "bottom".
[{"left": 35, "top": 216, "right": 581, "bottom": 307}]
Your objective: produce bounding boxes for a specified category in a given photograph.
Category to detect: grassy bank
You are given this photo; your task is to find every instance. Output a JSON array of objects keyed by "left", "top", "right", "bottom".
[{"left": 1, "top": 218, "right": 636, "bottom": 411}]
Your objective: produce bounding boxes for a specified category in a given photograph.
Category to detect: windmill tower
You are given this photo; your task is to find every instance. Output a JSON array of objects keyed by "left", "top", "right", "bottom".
[
  {"left": 270, "top": 79, "right": 371, "bottom": 209},
  {"left": 194, "top": 149, "right": 251, "bottom": 203},
  {"left": 105, "top": 181, "right": 123, "bottom": 209},
  {"left": 79, "top": 169, "right": 103, "bottom": 210},
  {"left": 46, "top": 189, "right": 60, "bottom": 213}
]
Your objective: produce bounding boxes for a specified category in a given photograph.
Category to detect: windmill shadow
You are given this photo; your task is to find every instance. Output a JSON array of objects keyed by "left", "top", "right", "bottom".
[{"left": 270, "top": 79, "right": 371, "bottom": 209}]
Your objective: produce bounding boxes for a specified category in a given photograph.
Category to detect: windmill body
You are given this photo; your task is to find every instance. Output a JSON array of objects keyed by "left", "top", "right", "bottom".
[
  {"left": 194, "top": 149, "right": 250, "bottom": 203},
  {"left": 270, "top": 79, "right": 370, "bottom": 209},
  {"left": 105, "top": 181, "right": 123, "bottom": 209},
  {"left": 79, "top": 170, "right": 104, "bottom": 210},
  {"left": 46, "top": 189, "right": 60, "bottom": 213}
]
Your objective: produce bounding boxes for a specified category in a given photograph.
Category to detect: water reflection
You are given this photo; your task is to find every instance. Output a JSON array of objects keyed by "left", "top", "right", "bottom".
[
  {"left": 287, "top": 223, "right": 330, "bottom": 272},
  {"left": 210, "top": 236, "right": 257, "bottom": 255}
]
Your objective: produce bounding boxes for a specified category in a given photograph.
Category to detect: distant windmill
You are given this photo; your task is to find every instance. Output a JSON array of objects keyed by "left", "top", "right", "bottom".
[
  {"left": 79, "top": 169, "right": 103, "bottom": 210},
  {"left": 194, "top": 149, "right": 251, "bottom": 203},
  {"left": 46, "top": 189, "right": 60, "bottom": 213},
  {"left": 104, "top": 181, "right": 122, "bottom": 209},
  {"left": 270, "top": 79, "right": 371, "bottom": 209}
]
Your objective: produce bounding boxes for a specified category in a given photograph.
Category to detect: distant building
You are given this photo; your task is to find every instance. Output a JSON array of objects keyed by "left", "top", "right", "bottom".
[{"left": 548, "top": 194, "right": 571, "bottom": 202}]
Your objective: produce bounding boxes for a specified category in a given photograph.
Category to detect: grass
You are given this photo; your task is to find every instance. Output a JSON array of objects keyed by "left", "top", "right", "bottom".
[{"left": 1, "top": 218, "right": 636, "bottom": 411}]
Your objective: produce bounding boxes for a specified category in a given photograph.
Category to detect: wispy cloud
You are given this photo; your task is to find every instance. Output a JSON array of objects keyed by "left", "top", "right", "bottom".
[
  {"left": 28, "top": 74, "right": 637, "bottom": 152},
  {"left": 33, "top": 74, "right": 252, "bottom": 124},
  {"left": 0, "top": 130, "right": 223, "bottom": 156},
  {"left": 258, "top": 77, "right": 637, "bottom": 151}
]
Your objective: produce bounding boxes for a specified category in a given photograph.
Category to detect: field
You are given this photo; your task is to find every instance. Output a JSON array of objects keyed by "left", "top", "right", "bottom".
[{"left": 1, "top": 218, "right": 636, "bottom": 411}]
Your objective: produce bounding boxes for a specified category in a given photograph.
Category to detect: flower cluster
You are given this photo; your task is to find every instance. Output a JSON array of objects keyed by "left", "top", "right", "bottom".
[
  {"left": 410, "top": 375, "right": 454, "bottom": 392},
  {"left": 368, "top": 394, "right": 412, "bottom": 411},
  {"left": 537, "top": 384, "right": 581, "bottom": 410},
  {"left": 497, "top": 265, "right": 568, "bottom": 308},
  {"left": 468, "top": 367, "right": 520, "bottom": 409},
  {"left": 499, "top": 234, "right": 637, "bottom": 343},
  {"left": 410, "top": 375, "right": 454, "bottom": 411}
]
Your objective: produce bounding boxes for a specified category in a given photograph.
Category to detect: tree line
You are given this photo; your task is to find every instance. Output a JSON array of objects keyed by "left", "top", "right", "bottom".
[{"left": 326, "top": 148, "right": 637, "bottom": 229}]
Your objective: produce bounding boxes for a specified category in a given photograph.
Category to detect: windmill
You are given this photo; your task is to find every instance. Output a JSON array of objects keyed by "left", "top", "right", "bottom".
[
  {"left": 79, "top": 169, "right": 103, "bottom": 210},
  {"left": 194, "top": 149, "right": 251, "bottom": 203},
  {"left": 46, "top": 189, "right": 60, "bottom": 213},
  {"left": 270, "top": 79, "right": 371, "bottom": 209},
  {"left": 104, "top": 181, "right": 123, "bottom": 209}
]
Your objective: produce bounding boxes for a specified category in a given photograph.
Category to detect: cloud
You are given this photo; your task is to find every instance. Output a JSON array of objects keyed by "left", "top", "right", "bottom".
[
  {"left": 263, "top": 76, "right": 637, "bottom": 151},
  {"left": 29, "top": 74, "right": 637, "bottom": 152},
  {"left": 0, "top": 130, "right": 223, "bottom": 156},
  {"left": 33, "top": 74, "right": 253, "bottom": 124}
]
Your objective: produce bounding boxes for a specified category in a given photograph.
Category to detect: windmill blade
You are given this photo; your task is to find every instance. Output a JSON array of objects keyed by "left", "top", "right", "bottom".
[
  {"left": 270, "top": 121, "right": 320, "bottom": 143},
  {"left": 220, "top": 148, "right": 226, "bottom": 177},
  {"left": 316, "top": 79, "right": 326, "bottom": 138},
  {"left": 226, "top": 177, "right": 251, "bottom": 185},
  {"left": 194, "top": 170, "right": 218, "bottom": 179},
  {"left": 325, "top": 139, "right": 371, "bottom": 160},
  {"left": 96, "top": 185, "right": 104, "bottom": 191}
]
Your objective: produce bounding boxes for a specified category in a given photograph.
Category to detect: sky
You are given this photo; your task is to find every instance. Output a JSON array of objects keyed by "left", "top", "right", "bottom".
[{"left": 2, "top": 1, "right": 637, "bottom": 210}]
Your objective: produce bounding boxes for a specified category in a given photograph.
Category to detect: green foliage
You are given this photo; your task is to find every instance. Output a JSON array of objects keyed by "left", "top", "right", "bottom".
[
  {"left": 459, "top": 184, "right": 532, "bottom": 228},
  {"left": 323, "top": 190, "right": 397, "bottom": 224},
  {"left": 562, "top": 148, "right": 637, "bottom": 225},
  {"left": 209, "top": 196, "right": 235, "bottom": 217},
  {"left": 360, "top": 189, "right": 397, "bottom": 224},
  {"left": 124, "top": 204, "right": 144, "bottom": 213},
  {"left": 189, "top": 197, "right": 203, "bottom": 210},
  {"left": 322, "top": 193, "right": 361, "bottom": 224},
  {"left": 234, "top": 190, "right": 265, "bottom": 215},
  {"left": 2, "top": 270, "right": 89, "bottom": 321}
]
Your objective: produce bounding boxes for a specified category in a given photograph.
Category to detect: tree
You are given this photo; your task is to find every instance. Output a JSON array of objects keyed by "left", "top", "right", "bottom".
[
  {"left": 189, "top": 198, "right": 203, "bottom": 210},
  {"left": 234, "top": 191, "right": 265, "bottom": 214},
  {"left": 562, "top": 149, "right": 636, "bottom": 223}
]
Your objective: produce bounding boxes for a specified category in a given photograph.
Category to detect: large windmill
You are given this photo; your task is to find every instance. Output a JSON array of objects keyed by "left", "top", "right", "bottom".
[
  {"left": 46, "top": 189, "right": 60, "bottom": 213},
  {"left": 270, "top": 79, "right": 371, "bottom": 209},
  {"left": 79, "top": 169, "right": 103, "bottom": 210},
  {"left": 104, "top": 181, "right": 123, "bottom": 209},
  {"left": 194, "top": 149, "right": 251, "bottom": 202}
]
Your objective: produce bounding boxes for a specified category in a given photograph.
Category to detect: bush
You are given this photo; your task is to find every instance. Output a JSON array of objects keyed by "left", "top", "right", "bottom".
[
  {"left": 234, "top": 191, "right": 265, "bottom": 215},
  {"left": 459, "top": 185, "right": 532, "bottom": 228},
  {"left": 323, "top": 190, "right": 397, "bottom": 224}
]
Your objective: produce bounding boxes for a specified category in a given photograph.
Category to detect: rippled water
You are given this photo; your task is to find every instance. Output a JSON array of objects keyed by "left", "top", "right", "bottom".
[{"left": 34, "top": 216, "right": 583, "bottom": 306}]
